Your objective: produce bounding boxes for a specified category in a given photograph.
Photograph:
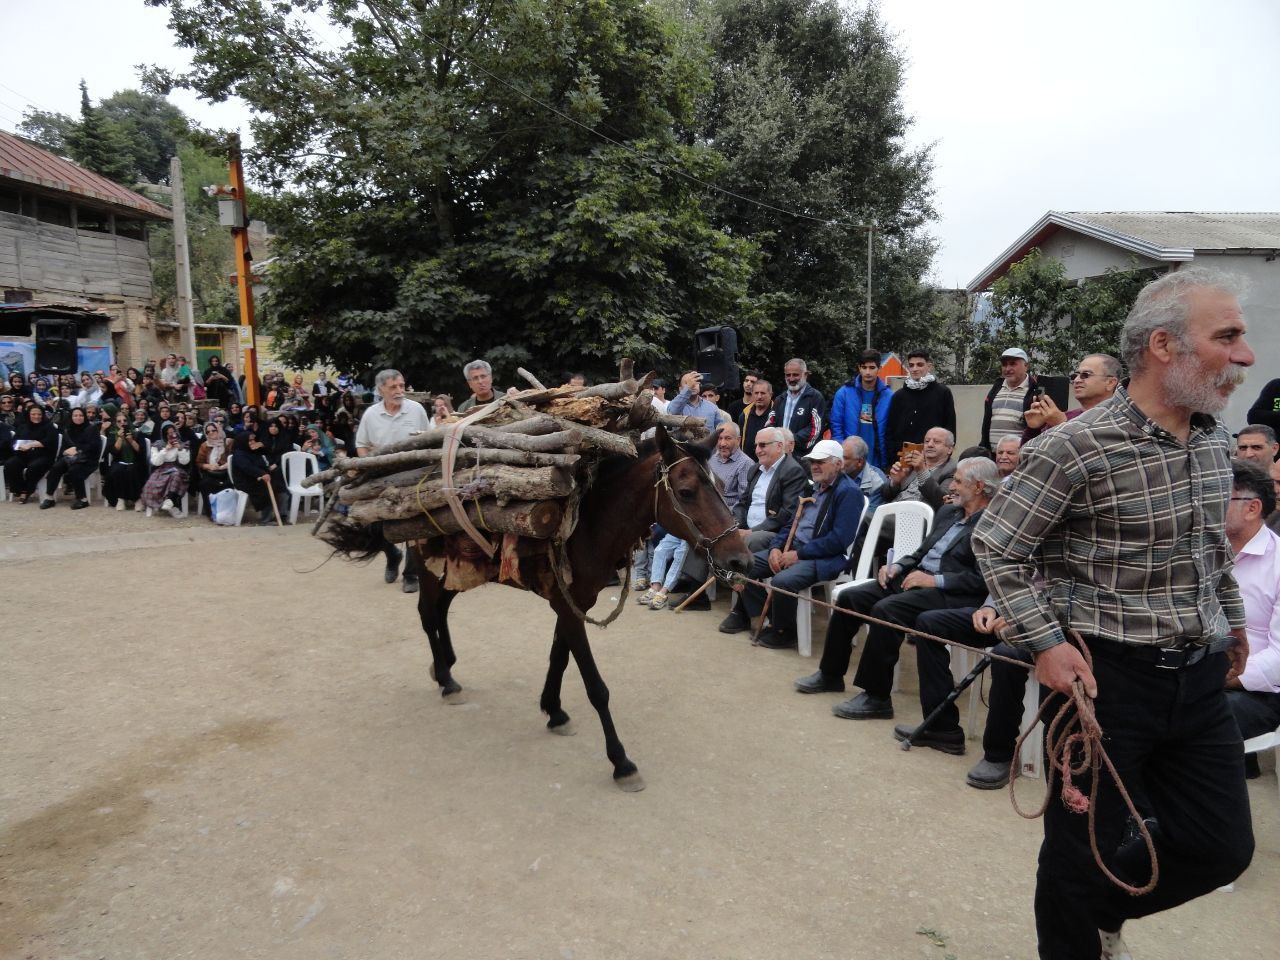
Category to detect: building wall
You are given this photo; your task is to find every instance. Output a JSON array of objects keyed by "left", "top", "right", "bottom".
[
  {"left": 1037, "top": 230, "right": 1162, "bottom": 281},
  {"left": 1199, "top": 254, "right": 1280, "bottom": 431}
]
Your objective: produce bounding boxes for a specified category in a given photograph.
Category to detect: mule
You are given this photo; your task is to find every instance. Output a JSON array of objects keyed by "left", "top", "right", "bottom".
[{"left": 408, "top": 424, "right": 752, "bottom": 791}]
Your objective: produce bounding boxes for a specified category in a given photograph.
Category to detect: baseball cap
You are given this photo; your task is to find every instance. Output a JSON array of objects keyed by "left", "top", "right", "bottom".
[
  {"left": 1001, "top": 348, "right": 1029, "bottom": 362},
  {"left": 803, "top": 438, "right": 845, "bottom": 461}
]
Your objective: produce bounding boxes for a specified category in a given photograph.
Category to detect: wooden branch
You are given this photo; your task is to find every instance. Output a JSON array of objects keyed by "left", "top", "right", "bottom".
[
  {"left": 516, "top": 367, "right": 547, "bottom": 390},
  {"left": 382, "top": 499, "right": 564, "bottom": 543},
  {"left": 346, "top": 465, "right": 574, "bottom": 522},
  {"left": 339, "top": 450, "right": 581, "bottom": 502},
  {"left": 618, "top": 358, "right": 634, "bottom": 382}
]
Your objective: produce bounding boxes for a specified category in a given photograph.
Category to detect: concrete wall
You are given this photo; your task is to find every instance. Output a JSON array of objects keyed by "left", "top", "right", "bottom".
[{"left": 1038, "top": 230, "right": 1161, "bottom": 281}]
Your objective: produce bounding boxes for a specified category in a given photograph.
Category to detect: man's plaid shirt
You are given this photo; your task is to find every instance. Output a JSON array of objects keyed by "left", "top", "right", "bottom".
[{"left": 973, "top": 385, "right": 1246, "bottom": 653}]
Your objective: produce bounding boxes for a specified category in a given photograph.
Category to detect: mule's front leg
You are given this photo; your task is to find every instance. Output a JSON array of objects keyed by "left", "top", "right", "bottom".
[
  {"left": 540, "top": 627, "right": 574, "bottom": 734},
  {"left": 415, "top": 559, "right": 462, "bottom": 700},
  {"left": 560, "top": 615, "right": 644, "bottom": 791}
]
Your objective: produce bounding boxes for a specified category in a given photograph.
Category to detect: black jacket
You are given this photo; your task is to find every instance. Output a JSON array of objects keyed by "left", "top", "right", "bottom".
[
  {"left": 885, "top": 381, "right": 956, "bottom": 460},
  {"left": 980, "top": 374, "right": 1043, "bottom": 450},
  {"left": 732, "top": 454, "right": 811, "bottom": 534},
  {"left": 770, "top": 383, "right": 826, "bottom": 453},
  {"left": 1247, "top": 378, "right": 1280, "bottom": 435},
  {"left": 890, "top": 504, "right": 988, "bottom": 600}
]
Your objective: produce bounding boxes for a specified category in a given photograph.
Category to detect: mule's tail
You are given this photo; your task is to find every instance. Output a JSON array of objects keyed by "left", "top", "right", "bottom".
[{"left": 319, "top": 517, "right": 384, "bottom": 562}]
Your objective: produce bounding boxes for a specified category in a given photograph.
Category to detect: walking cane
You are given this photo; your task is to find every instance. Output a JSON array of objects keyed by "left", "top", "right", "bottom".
[
  {"left": 750, "top": 496, "right": 815, "bottom": 645},
  {"left": 899, "top": 653, "right": 992, "bottom": 750},
  {"left": 263, "top": 476, "right": 285, "bottom": 529},
  {"left": 673, "top": 575, "right": 716, "bottom": 613}
]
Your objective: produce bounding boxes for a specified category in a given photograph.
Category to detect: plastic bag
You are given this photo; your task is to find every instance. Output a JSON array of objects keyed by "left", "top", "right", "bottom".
[{"left": 211, "top": 488, "right": 242, "bottom": 525}]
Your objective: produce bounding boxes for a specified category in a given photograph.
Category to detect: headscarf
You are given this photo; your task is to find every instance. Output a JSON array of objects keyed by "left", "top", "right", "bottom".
[{"left": 303, "top": 424, "right": 334, "bottom": 461}]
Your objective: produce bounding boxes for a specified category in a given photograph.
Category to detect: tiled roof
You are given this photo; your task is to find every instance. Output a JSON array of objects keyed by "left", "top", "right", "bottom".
[{"left": 0, "top": 130, "right": 172, "bottom": 220}]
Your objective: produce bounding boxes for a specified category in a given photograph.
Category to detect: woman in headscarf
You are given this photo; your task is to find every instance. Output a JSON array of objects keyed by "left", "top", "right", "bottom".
[
  {"left": 31, "top": 377, "right": 54, "bottom": 406},
  {"left": 141, "top": 423, "right": 191, "bottom": 518},
  {"left": 39, "top": 406, "right": 101, "bottom": 509},
  {"left": 261, "top": 418, "right": 292, "bottom": 466},
  {"left": 4, "top": 404, "right": 59, "bottom": 503},
  {"left": 202, "top": 354, "right": 233, "bottom": 406},
  {"left": 6, "top": 371, "right": 32, "bottom": 400},
  {"left": 428, "top": 394, "right": 455, "bottom": 428},
  {"left": 299, "top": 423, "right": 335, "bottom": 470},
  {"left": 227, "top": 401, "right": 244, "bottom": 428},
  {"left": 132, "top": 405, "right": 155, "bottom": 438},
  {"left": 102, "top": 409, "right": 145, "bottom": 510},
  {"left": 194, "top": 419, "right": 233, "bottom": 517}
]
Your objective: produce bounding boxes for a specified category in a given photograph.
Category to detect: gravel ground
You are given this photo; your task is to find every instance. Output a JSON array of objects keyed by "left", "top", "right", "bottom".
[{"left": 1, "top": 501, "right": 1276, "bottom": 959}]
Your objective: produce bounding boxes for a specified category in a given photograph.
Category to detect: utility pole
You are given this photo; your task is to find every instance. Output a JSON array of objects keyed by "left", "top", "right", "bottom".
[
  {"left": 224, "top": 134, "right": 261, "bottom": 407},
  {"left": 170, "top": 156, "right": 197, "bottom": 361}
]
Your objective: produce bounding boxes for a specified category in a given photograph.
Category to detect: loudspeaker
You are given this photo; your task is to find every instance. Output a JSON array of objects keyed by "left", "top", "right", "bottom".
[
  {"left": 35, "top": 318, "right": 78, "bottom": 374},
  {"left": 693, "top": 325, "right": 740, "bottom": 395}
]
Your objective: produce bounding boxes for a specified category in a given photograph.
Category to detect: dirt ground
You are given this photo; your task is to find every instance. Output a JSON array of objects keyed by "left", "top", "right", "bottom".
[{"left": 2, "top": 502, "right": 1277, "bottom": 960}]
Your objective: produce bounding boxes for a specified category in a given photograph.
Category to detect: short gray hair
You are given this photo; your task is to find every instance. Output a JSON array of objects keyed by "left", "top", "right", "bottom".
[
  {"left": 996, "top": 434, "right": 1022, "bottom": 450},
  {"left": 956, "top": 457, "right": 1000, "bottom": 498},
  {"left": 1121, "top": 267, "right": 1246, "bottom": 374},
  {"left": 842, "top": 435, "right": 869, "bottom": 462},
  {"left": 1082, "top": 353, "right": 1122, "bottom": 380},
  {"left": 780, "top": 427, "right": 796, "bottom": 443},
  {"left": 1239, "top": 423, "right": 1278, "bottom": 445},
  {"left": 717, "top": 421, "right": 741, "bottom": 438},
  {"left": 927, "top": 426, "right": 956, "bottom": 449},
  {"left": 375, "top": 369, "right": 404, "bottom": 389},
  {"left": 463, "top": 359, "right": 492, "bottom": 378},
  {"left": 784, "top": 358, "right": 807, "bottom": 372}
]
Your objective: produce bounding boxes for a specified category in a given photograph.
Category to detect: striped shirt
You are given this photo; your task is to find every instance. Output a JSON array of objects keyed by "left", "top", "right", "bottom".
[
  {"left": 973, "top": 385, "right": 1245, "bottom": 653},
  {"left": 989, "top": 377, "right": 1029, "bottom": 440}
]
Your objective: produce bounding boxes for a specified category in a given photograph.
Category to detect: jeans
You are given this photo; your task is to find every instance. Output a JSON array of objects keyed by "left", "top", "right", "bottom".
[
  {"left": 650, "top": 534, "right": 690, "bottom": 593},
  {"left": 1033, "top": 642, "right": 1253, "bottom": 959}
]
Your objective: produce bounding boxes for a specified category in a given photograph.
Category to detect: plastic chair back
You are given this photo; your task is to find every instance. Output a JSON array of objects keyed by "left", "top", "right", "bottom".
[{"left": 850, "top": 500, "right": 935, "bottom": 581}]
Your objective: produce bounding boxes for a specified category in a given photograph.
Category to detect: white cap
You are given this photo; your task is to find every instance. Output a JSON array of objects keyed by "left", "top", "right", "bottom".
[
  {"left": 1001, "top": 348, "right": 1029, "bottom": 362},
  {"left": 803, "top": 438, "right": 845, "bottom": 461}
]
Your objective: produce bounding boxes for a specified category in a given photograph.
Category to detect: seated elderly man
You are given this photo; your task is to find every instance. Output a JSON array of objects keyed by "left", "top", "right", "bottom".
[
  {"left": 734, "top": 439, "right": 865, "bottom": 649},
  {"left": 795, "top": 457, "right": 998, "bottom": 727},
  {"left": 993, "top": 434, "right": 1021, "bottom": 483},
  {"left": 710, "top": 421, "right": 753, "bottom": 512},
  {"left": 882, "top": 426, "right": 955, "bottom": 510},
  {"left": 842, "top": 435, "right": 887, "bottom": 515}
]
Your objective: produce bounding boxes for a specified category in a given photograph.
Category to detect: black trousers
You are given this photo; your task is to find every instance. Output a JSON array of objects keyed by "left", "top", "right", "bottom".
[
  {"left": 4, "top": 452, "right": 53, "bottom": 496},
  {"left": 818, "top": 580, "right": 978, "bottom": 696},
  {"left": 44, "top": 456, "right": 90, "bottom": 500},
  {"left": 1225, "top": 687, "right": 1280, "bottom": 741},
  {"left": 1034, "top": 642, "right": 1253, "bottom": 959}
]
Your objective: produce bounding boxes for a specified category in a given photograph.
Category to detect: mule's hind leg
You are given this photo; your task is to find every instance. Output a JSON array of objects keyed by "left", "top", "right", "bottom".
[
  {"left": 559, "top": 615, "right": 644, "bottom": 791},
  {"left": 540, "top": 627, "right": 574, "bottom": 734},
  {"left": 415, "top": 556, "right": 462, "bottom": 699}
]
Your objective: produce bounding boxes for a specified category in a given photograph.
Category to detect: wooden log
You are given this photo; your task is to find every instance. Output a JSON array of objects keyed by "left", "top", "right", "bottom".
[
  {"left": 382, "top": 499, "right": 564, "bottom": 542},
  {"left": 339, "top": 450, "right": 581, "bottom": 502},
  {"left": 344, "top": 425, "right": 582, "bottom": 462},
  {"left": 347, "top": 465, "right": 574, "bottom": 522},
  {"left": 516, "top": 367, "right": 547, "bottom": 390}
]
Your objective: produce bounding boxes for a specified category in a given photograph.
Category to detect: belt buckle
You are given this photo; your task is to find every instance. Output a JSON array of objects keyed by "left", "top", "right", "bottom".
[{"left": 1154, "top": 647, "right": 1184, "bottom": 669}]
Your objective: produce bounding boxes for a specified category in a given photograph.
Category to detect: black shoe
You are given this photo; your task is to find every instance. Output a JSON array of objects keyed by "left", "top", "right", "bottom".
[
  {"left": 256, "top": 513, "right": 276, "bottom": 526},
  {"left": 675, "top": 592, "right": 711, "bottom": 611},
  {"left": 70, "top": 499, "right": 89, "bottom": 510},
  {"left": 402, "top": 574, "right": 420, "bottom": 594},
  {"left": 965, "top": 758, "right": 1012, "bottom": 789},
  {"left": 893, "top": 722, "right": 966, "bottom": 755},
  {"left": 39, "top": 499, "right": 56, "bottom": 509},
  {"left": 832, "top": 692, "right": 894, "bottom": 720},
  {"left": 384, "top": 545, "right": 403, "bottom": 583},
  {"left": 718, "top": 610, "right": 750, "bottom": 634},
  {"left": 795, "top": 670, "right": 844, "bottom": 694},
  {"left": 756, "top": 626, "right": 797, "bottom": 650}
]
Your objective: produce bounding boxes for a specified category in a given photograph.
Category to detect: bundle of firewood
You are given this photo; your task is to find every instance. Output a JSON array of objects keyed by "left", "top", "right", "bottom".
[{"left": 302, "top": 360, "right": 706, "bottom": 545}]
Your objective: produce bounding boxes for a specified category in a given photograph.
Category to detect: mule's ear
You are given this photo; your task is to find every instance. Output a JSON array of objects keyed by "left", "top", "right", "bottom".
[{"left": 654, "top": 423, "right": 676, "bottom": 460}]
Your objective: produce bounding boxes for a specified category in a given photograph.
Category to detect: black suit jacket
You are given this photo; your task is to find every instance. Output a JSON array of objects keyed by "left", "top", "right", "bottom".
[
  {"left": 891, "top": 504, "right": 988, "bottom": 600},
  {"left": 733, "top": 454, "right": 811, "bottom": 533}
]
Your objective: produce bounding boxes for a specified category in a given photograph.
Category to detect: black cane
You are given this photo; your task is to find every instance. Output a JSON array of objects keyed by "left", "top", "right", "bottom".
[{"left": 899, "top": 654, "right": 992, "bottom": 750}]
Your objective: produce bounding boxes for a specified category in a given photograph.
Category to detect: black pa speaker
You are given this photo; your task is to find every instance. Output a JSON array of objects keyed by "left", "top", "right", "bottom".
[
  {"left": 693, "top": 325, "right": 740, "bottom": 395},
  {"left": 35, "top": 318, "right": 78, "bottom": 374}
]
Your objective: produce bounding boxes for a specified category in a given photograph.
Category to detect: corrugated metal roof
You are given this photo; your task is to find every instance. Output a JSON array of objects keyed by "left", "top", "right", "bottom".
[
  {"left": 0, "top": 131, "right": 172, "bottom": 221},
  {"left": 967, "top": 210, "right": 1280, "bottom": 291}
]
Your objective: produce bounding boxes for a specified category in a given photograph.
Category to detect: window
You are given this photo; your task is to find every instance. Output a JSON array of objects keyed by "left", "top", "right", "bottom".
[
  {"left": 0, "top": 185, "right": 19, "bottom": 214},
  {"left": 77, "top": 208, "right": 112, "bottom": 234},
  {"left": 36, "top": 198, "right": 72, "bottom": 227},
  {"left": 115, "top": 217, "right": 145, "bottom": 240},
  {"left": 4, "top": 289, "right": 34, "bottom": 304}
]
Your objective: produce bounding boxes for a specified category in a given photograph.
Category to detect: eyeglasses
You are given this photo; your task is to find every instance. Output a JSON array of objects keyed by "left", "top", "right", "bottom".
[
  {"left": 1068, "top": 371, "right": 1095, "bottom": 381},
  {"left": 755, "top": 440, "right": 782, "bottom": 448},
  {"left": 1229, "top": 496, "right": 1260, "bottom": 503}
]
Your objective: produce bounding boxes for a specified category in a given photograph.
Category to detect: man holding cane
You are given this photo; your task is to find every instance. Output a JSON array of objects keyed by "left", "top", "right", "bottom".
[{"left": 973, "top": 268, "right": 1255, "bottom": 960}]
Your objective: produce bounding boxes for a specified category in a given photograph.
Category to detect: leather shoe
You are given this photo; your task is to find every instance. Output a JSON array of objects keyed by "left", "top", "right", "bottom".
[
  {"left": 965, "top": 757, "right": 1012, "bottom": 789},
  {"left": 755, "top": 626, "right": 796, "bottom": 649},
  {"left": 384, "top": 545, "right": 403, "bottom": 583},
  {"left": 402, "top": 574, "right": 420, "bottom": 594},
  {"left": 718, "top": 610, "right": 749, "bottom": 634},
  {"left": 675, "top": 592, "right": 710, "bottom": 611},
  {"left": 832, "top": 692, "right": 893, "bottom": 720},
  {"left": 893, "top": 723, "right": 965, "bottom": 755},
  {"left": 795, "top": 670, "right": 843, "bottom": 694}
]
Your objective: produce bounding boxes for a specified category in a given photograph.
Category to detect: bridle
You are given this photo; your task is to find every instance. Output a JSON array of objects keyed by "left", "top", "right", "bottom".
[{"left": 653, "top": 451, "right": 740, "bottom": 568}]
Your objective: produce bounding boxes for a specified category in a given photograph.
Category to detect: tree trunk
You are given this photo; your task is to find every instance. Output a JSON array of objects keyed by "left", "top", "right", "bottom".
[
  {"left": 346, "top": 465, "right": 573, "bottom": 522},
  {"left": 340, "top": 450, "right": 581, "bottom": 502},
  {"left": 382, "top": 499, "right": 563, "bottom": 542}
]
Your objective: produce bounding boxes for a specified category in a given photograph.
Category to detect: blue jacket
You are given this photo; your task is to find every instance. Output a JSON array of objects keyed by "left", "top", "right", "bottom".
[
  {"left": 771, "top": 471, "right": 866, "bottom": 581},
  {"left": 829, "top": 376, "right": 893, "bottom": 468}
]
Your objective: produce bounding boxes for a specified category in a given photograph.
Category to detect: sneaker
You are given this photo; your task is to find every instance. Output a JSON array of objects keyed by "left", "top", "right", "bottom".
[
  {"left": 161, "top": 498, "right": 174, "bottom": 511},
  {"left": 134, "top": 501, "right": 143, "bottom": 512},
  {"left": 636, "top": 588, "right": 657, "bottom": 606},
  {"left": 965, "top": 758, "right": 1012, "bottom": 790},
  {"left": 648, "top": 591, "right": 669, "bottom": 610},
  {"left": 632, "top": 577, "right": 650, "bottom": 591},
  {"left": 167, "top": 505, "right": 183, "bottom": 519},
  {"left": 115, "top": 500, "right": 125, "bottom": 512},
  {"left": 1099, "top": 928, "right": 1132, "bottom": 960}
]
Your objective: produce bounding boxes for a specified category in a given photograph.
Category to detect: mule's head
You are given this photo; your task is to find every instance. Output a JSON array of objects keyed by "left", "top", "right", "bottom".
[{"left": 653, "top": 425, "right": 753, "bottom": 576}]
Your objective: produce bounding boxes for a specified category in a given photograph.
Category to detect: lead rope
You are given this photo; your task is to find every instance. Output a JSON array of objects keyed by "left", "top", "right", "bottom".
[{"left": 723, "top": 573, "right": 1158, "bottom": 895}]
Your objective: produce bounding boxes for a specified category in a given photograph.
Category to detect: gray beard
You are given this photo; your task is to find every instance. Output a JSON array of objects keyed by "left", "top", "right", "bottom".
[{"left": 1164, "top": 354, "right": 1246, "bottom": 415}]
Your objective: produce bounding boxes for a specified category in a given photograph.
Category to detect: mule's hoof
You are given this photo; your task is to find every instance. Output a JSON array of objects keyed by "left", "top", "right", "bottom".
[
  {"left": 548, "top": 719, "right": 576, "bottom": 736},
  {"left": 614, "top": 772, "right": 646, "bottom": 792},
  {"left": 440, "top": 679, "right": 464, "bottom": 703}
]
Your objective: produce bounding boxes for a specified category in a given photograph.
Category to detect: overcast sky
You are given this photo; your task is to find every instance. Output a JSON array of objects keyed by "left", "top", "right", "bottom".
[{"left": 2, "top": 0, "right": 1277, "bottom": 286}]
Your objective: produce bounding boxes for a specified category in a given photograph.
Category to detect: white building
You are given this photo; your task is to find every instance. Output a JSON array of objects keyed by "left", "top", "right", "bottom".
[{"left": 968, "top": 211, "right": 1280, "bottom": 430}]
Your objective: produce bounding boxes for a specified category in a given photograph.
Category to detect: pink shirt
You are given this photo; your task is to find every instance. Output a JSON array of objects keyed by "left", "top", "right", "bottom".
[{"left": 1232, "top": 525, "right": 1280, "bottom": 693}]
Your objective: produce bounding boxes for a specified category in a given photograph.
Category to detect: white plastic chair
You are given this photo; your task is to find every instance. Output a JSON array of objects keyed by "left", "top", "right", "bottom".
[
  {"left": 39, "top": 432, "right": 64, "bottom": 498},
  {"left": 1018, "top": 679, "right": 1045, "bottom": 780},
  {"left": 796, "top": 498, "right": 869, "bottom": 657},
  {"left": 84, "top": 435, "right": 108, "bottom": 504},
  {"left": 828, "top": 501, "right": 936, "bottom": 659},
  {"left": 1245, "top": 724, "right": 1280, "bottom": 796},
  {"left": 282, "top": 450, "right": 322, "bottom": 524}
]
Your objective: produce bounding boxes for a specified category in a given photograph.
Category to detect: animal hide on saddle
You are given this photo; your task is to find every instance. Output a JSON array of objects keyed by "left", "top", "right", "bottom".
[{"left": 417, "top": 533, "right": 552, "bottom": 593}]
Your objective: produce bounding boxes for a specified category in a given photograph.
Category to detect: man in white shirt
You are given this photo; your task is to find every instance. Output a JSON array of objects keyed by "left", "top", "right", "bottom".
[
  {"left": 356, "top": 368, "right": 432, "bottom": 592},
  {"left": 1223, "top": 459, "right": 1280, "bottom": 777}
]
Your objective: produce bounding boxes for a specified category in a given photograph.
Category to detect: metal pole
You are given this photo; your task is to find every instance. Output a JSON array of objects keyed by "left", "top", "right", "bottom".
[
  {"left": 170, "top": 156, "right": 197, "bottom": 361},
  {"left": 228, "top": 134, "right": 261, "bottom": 407},
  {"left": 865, "top": 222, "right": 874, "bottom": 349}
]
